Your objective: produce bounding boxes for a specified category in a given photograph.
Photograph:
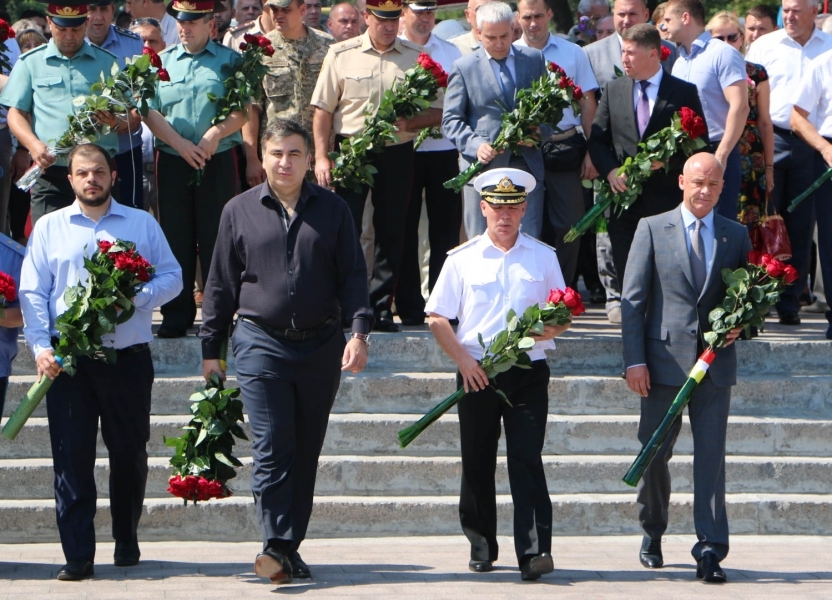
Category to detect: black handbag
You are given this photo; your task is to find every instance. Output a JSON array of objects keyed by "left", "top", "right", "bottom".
[{"left": 540, "top": 132, "right": 587, "bottom": 172}]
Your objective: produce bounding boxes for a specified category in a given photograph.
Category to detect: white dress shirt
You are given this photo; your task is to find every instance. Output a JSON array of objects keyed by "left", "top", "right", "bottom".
[
  {"left": 632, "top": 66, "right": 663, "bottom": 118},
  {"left": 426, "top": 232, "right": 566, "bottom": 362},
  {"left": 746, "top": 26, "right": 832, "bottom": 130},
  {"left": 793, "top": 47, "right": 832, "bottom": 138}
]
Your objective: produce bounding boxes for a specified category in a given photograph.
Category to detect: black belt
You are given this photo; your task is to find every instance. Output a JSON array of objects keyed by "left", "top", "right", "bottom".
[
  {"left": 240, "top": 316, "right": 337, "bottom": 342},
  {"left": 50, "top": 339, "right": 149, "bottom": 359},
  {"left": 773, "top": 125, "right": 794, "bottom": 138}
]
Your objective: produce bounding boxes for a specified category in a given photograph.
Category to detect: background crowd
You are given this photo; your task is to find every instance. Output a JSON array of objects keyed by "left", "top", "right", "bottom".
[{"left": 0, "top": 0, "right": 829, "bottom": 338}]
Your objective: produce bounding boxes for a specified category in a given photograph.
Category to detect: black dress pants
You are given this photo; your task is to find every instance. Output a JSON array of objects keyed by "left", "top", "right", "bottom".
[
  {"left": 457, "top": 360, "right": 551, "bottom": 565},
  {"left": 156, "top": 149, "right": 237, "bottom": 331},
  {"left": 45, "top": 349, "right": 154, "bottom": 562},
  {"left": 395, "top": 149, "right": 461, "bottom": 322},
  {"left": 232, "top": 317, "right": 345, "bottom": 552},
  {"left": 30, "top": 165, "right": 74, "bottom": 226},
  {"left": 335, "top": 138, "right": 415, "bottom": 322}
]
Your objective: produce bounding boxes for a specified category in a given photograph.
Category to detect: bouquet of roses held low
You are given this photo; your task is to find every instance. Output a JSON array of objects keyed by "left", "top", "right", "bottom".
[
  {"left": 2, "top": 239, "right": 154, "bottom": 441},
  {"left": 0, "top": 19, "right": 15, "bottom": 74},
  {"left": 397, "top": 288, "right": 584, "bottom": 448},
  {"left": 564, "top": 107, "right": 708, "bottom": 242},
  {"left": 0, "top": 271, "right": 16, "bottom": 320},
  {"left": 622, "top": 252, "right": 797, "bottom": 487},
  {"left": 330, "top": 52, "right": 448, "bottom": 193},
  {"left": 443, "top": 62, "right": 583, "bottom": 193},
  {"left": 165, "top": 374, "right": 248, "bottom": 505}
]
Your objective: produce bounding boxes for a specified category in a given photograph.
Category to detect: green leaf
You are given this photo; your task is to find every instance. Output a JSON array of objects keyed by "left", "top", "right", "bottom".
[
  {"left": 478, "top": 332, "right": 485, "bottom": 349},
  {"left": 195, "top": 427, "right": 208, "bottom": 447},
  {"left": 517, "top": 337, "right": 535, "bottom": 350},
  {"left": 704, "top": 331, "right": 718, "bottom": 346}
]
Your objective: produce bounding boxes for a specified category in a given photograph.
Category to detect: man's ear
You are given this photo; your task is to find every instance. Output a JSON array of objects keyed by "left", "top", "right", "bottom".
[{"left": 678, "top": 174, "right": 685, "bottom": 190}]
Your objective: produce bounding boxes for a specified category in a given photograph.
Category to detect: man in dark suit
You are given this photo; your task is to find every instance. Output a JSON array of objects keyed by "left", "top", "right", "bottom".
[
  {"left": 621, "top": 152, "right": 752, "bottom": 584},
  {"left": 588, "top": 24, "right": 708, "bottom": 285},
  {"left": 442, "top": 0, "right": 548, "bottom": 240}
]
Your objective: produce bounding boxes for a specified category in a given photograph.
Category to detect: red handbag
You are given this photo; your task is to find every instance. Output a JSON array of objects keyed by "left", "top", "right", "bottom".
[{"left": 750, "top": 195, "right": 792, "bottom": 261}]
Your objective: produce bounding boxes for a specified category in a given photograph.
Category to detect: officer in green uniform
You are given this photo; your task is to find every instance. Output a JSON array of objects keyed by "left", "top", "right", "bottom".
[
  {"left": 0, "top": 1, "right": 125, "bottom": 224},
  {"left": 144, "top": 0, "right": 247, "bottom": 338}
]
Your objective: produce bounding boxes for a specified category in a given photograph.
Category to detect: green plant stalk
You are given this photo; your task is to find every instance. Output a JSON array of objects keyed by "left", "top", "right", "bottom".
[
  {"left": 787, "top": 167, "right": 832, "bottom": 213},
  {"left": 564, "top": 196, "right": 612, "bottom": 243},
  {"left": 2, "top": 356, "right": 64, "bottom": 441}
]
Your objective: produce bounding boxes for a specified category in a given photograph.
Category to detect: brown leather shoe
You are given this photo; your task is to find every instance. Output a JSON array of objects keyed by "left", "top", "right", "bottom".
[{"left": 254, "top": 549, "right": 293, "bottom": 585}]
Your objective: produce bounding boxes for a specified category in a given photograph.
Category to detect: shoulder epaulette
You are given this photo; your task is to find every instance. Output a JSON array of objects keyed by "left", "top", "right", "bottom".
[
  {"left": 228, "top": 21, "right": 254, "bottom": 35},
  {"left": 447, "top": 235, "right": 481, "bottom": 255},
  {"left": 114, "top": 26, "right": 141, "bottom": 40},
  {"left": 399, "top": 38, "right": 423, "bottom": 53},
  {"left": 89, "top": 43, "right": 118, "bottom": 60},
  {"left": 331, "top": 37, "right": 363, "bottom": 53},
  {"left": 523, "top": 233, "right": 556, "bottom": 252}
]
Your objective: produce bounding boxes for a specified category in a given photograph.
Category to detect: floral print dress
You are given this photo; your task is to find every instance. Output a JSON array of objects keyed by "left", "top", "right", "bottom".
[{"left": 737, "top": 62, "right": 769, "bottom": 225}]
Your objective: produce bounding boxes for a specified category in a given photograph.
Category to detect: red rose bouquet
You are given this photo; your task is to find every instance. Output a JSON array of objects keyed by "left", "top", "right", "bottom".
[
  {"left": 2, "top": 239, "right": 155, "bottom": 441},
  {"left": 444, "top": 62, "right": 583, "bottom": 193},
  {"left": 165, "top": 374, "right": 247, "bottom": 505},
  {"left": 330, "top": 52, "right": 448, "bottom": 193},
  {"left": 397, "top": 288, "right": 584, "bottom": 448},
  {"left": 0, "top": 19, "right": 15, "bottom": 74},
  {"left": 564, "top": 107, "right": 707, "bottom": 243},
  {"left": 0, "top": 271, "right": 16, "bottom": 320},
  {"left": 660, "top": 46, "right": 671, "bottom": 61},
  {"left": 623, "top": 252, "right": 796, "bottom": 486}
]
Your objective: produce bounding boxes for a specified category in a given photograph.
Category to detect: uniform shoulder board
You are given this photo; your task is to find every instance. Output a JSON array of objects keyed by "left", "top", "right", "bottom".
[
  {"left": 331, "top": 36, "right": 362, "bottom": 53},
  {"left": 399, "top": 37, "right": 423, "bottom": 53},
  {"left": 1, "top": 236, "right": 25, "bottom": 256},
  {"left": 114, "top": 26, "right": 141, "bottom": 40},
  {"left": 160, "top": 45, "right": 178, "bottom": 56},
  {"left": 229, "top": 21, "right": 254, "bottom": 35},
  {"left": 90, "top": 43, "right": 118, "bottom": 60},
  {"left": 447, "top": 235, "right": 481, "bottom": 255},
  {"left": 524, "top": 233, "right": 556, "bottom": 252}
]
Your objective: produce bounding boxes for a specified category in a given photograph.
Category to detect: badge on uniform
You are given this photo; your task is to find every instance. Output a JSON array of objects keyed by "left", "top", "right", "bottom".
[{"left": 473, "top": 168, "right": 536, "bottom": 205}]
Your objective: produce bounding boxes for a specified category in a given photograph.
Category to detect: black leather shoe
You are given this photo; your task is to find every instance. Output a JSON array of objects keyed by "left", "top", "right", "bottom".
[
  {"left": 778, "top": 312, "right": 801, "bottom": 326},
  {"left": 114, "top": 541, "right": 141, "bottom": 566},
  {"left": 639, "top": 536, "right": 663, "bottom": 568},
  {"left": 373, "top": 318, "right": 399, "bottom": 333},
  {"left": 520, "top": 553, "right": 554, "bottom": 581},
  {"left": 696, "top": 553, "right": 726, "bottom": 583},
  {"left": 468, "top": 559, "right": 494, "bottom": 573},
  {"left": 157, "top": 325, "right": 187, "bottom": 338},
  {"left": 57, "top": 560, "right": 94, "bottom": 581},
  {"left": 254, "top": 549, "right": 293, "bottom": 585},
  {"left": 289, "top": 551, "right": 311, "bottom": 579}
]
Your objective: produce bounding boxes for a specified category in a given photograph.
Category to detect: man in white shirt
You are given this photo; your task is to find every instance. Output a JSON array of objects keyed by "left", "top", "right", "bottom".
[
  {"left": 746, "top": 0, "right": 832, "bottom": 326},
  {"left": 394, "top": 0, "right": 462, "bottom": 326},
  {"left": 790, "top": 49, "right": 832, "bottom": 340},
  {"left": 514, "top": 0, "right": 598, "bottom": 285},
  {"left": 127, "top": 0, "right": 180, "bottom": 46},
  {"left": 426, "top": 167, "right": 569, "bottom": 581}
]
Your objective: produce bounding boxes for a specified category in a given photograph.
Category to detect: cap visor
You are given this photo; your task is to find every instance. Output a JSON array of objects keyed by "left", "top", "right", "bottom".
[{"left": 48, "top": 16, "right": 88, "bottom": 26}]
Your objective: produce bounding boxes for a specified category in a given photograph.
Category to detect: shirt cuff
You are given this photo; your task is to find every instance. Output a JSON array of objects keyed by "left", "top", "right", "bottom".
[
  {"left": 350, "top": 317, "right": 370, "bottom": 336},
  {"left": 32, "top": 342, "right": 54, "bottom": 360},
  {"left": 201, "top": 337, "right": 226, "bottom": 360},
  {"left": 626, "top": 364, "right": 647, "bottom": 369}
]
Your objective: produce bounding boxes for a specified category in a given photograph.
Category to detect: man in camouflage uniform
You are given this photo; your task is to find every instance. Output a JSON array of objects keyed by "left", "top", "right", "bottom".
[{"left": 240, "top": 0, "right": 334, "bottom": 187}]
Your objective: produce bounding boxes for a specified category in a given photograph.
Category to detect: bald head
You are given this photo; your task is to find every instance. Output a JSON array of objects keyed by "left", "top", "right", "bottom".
[
  {"left": 466, "top": 0, "right": 493, "bottom": 30},
  {"left": 680, "top": 153, "right": 724, "bottom": 218}
]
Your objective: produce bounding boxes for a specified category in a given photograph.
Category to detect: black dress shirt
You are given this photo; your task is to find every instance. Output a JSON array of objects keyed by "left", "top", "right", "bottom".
[{"left": 199, "top": 180, "right": 373, "bottom": 359}]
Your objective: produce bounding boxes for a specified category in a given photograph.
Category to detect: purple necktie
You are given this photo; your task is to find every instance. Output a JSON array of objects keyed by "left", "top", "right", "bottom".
[{"left": 636, "top": 80, "right": 650, "bottom": 138}]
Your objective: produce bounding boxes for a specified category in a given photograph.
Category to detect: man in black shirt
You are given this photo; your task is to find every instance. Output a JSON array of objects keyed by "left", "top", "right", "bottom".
[{"left": 200, "top": 119, "right": 372, "bottom": 585}]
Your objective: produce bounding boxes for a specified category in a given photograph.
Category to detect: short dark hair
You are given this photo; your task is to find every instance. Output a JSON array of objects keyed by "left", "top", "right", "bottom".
[
  {"left": 260, "top": 119, "right": 314, "bottom": 154},
  {"left": 666, "top": 0, "right": 705, "bottom": 26},
  {"left": 746, "top": 4, "right": 778, "bottom": 23},
  {"left": 20, "top": 8, "right": 47, "bottom": 19},
  {"left": 67, "top": 143, "right": 117, "bottom": 174},
  {"left": 621, "top": 22, "right": 661, "bottom": 51}
]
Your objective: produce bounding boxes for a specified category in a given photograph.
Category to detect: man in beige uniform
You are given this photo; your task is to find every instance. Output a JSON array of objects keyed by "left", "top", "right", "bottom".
[
  {"left": 311, "top": 0, "right": 441, "bottom": 332},
  {"left": 223, "top": 0, "right": 275, "bottom": 51},
  {"left": 449, "top": 0, "right": 492, "bottom": 55}
]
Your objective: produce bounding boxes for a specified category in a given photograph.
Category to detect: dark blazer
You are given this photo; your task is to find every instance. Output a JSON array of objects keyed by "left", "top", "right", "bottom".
[
  {"left": 621, "top": 206, "right": 752, "bottom": 388},
  {"left": 583, "top": 34, "right": 678, "bottom": 93},
  {"left": 588, "top": 72, "right": 710, "bottom": 218}
]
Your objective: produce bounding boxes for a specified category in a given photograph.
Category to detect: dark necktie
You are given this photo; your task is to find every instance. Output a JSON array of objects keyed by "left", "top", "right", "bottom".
[
  {"left": 636, "top": 80, "right": 650, "bottom": 138},
  {"left": 495, "top": 57, "right": 515, "bottom": 109},
  {"left": 690, "top": 219, "right": 707, "bottom": 292}
]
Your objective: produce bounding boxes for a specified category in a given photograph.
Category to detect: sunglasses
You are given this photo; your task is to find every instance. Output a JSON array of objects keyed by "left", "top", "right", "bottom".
[
  {"left": 130, "top": 17, "right": 161, "bottom": 28},
  {"left": 713, "top": 32, "right": 740, "bottom": 43}
]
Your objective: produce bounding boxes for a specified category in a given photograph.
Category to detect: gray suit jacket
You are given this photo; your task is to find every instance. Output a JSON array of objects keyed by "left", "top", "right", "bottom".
[
  {"left": 584, "top": 34, "right": 678, "bottom": 92},
  {"left": 442, "top": 45, "right": 547, "bottom": 180},
  {"left": 621, "top": 206, "right": 752, "bottom": 388}
]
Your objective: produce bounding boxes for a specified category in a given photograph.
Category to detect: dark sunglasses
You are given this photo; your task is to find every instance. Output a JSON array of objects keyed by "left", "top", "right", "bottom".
[
  {"left": 713, "top": 32, "right": 740, "bottom": 43},
  {"left": 130, "top": 17, "right": 161, "bottom": 28}
]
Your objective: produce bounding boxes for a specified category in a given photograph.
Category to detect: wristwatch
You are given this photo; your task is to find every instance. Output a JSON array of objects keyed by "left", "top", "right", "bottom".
[{"left": 351, "top": 332, "right": 371, "bottom": 347}]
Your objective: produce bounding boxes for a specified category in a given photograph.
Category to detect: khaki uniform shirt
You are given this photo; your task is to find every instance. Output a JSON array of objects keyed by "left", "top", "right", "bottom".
[
  {"left": 261, "top": 26, "right": 335, "bottom": 132},
  {"left": 311, "top": 32, "right": 441, "bottom": 144},
  {"left": 449, "top": 30, "right": 479, "bottom": 57},
  {"left": 223, "top": 17, "right": 264, "bottom": 52}
]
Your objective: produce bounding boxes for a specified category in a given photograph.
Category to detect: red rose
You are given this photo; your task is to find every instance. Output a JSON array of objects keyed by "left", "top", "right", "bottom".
[
  {"left": 547, "top": 61, "right": 564, "bottom": 76},
  {"left": 562, "top": 287, "right": 585, "bottom": 316},
  {"left": 573, "top": 84, "right": 583, "bottom": 101},
  {"left": 764, "top": 257, "right": 786, "bottom": 278},
  {"left": 0, "top": 272, "right": 16, "bottom": 303},
  {"left": 146, "top": 49, "right": 163, "bottom": 69},
  {"left": 157, "top": 68, "right": 170, "bottom": 82},
  {"left": 678, "top": 107, "right": 706, "bottom": 139},
  {"left": 747, "top": 250, "right": 764, "bottom": 265},
  {"left": 239, "top": 42, "right": 248, "bottom": 51},
  {"left": 0, "top": 20, "right": 13, "bottom": 43},
  {"left": 660, "top": 46, "right": 671, "bottom": 61},
  {"left": 98, "top": 240, "right": 114, "bottom": 254},
  {"left": 263, "top": 45, "right": 275, "bottom": 57},
  {"left": 783, "top": 265, "right": 798, "bottom": 284},
  {"left": 547, "top": 288, "right": 564, "bottom": 305},
  {"left": 243, "top": 33, "right": 259, "bottom": 45},
  {"left": 168, "top": 474, "right": 199, "bottom": 500},
  {"left": 256, "top": 35, "right": 271, "bottom": 48}
]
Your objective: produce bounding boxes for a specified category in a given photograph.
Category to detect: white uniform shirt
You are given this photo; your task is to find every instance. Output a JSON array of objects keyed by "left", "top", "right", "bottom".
[
  {"left": 793, "top": 47, "right": 832, "bottom": 138},
  {"left": 399, "top": 31, "right": 462, "bottom": 152},
  {"left": 746, "top": 27, "right": 832, "bottom": 131},
  {"left": 161, "top": 13, "right": 181, "bottom": 48},
  {"left": 514, "top": 32, "right": 598, "bottom": 132},
  {"left": 426, "top": 232, "right": 566, "bottom": 362}
]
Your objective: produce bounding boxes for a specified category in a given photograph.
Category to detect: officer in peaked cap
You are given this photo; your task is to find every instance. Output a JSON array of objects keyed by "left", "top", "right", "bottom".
[{"left": 425, "top": 166, "right": 569, "bottom": 581}]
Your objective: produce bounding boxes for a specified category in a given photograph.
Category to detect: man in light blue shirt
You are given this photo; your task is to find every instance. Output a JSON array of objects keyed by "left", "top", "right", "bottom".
[
  {"left": 19, "top": 143, "right": 182, "bottom": 581},
  {"left": 663, "top": 0, "right": 748, "bottom": 222}
]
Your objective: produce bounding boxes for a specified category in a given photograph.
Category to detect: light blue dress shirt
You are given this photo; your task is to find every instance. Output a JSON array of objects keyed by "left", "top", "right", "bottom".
[
  {"left": 20, "top": 199, "right": 183, "bottom": 359},
  {"left": 680, "top": 204, "right": 715, "bottom": 276},
  {"left": 0, "top": 37, "right": 20, "bottom": 126},
  {"left": 671, "top": 31, "right": 745, "bottom": 142}
]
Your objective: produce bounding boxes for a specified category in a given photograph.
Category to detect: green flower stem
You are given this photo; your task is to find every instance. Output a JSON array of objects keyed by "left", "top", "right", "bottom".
[
  {"left": 787, "top": 167, "right": 832, "bottom": 213},
  {"left": 2, "top": 357, "right": 63, "bottom": 441},
  {"left": 443, "top": 160, "right": 486, "bottom": 193},
  {"left": 564, "top": 196, "right": 612, "bottom": 243}
]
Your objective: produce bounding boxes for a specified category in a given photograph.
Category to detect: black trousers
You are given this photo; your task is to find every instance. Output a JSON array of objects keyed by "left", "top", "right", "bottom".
[
  {"left": 30, "top": 165, "right": 74, "bottom": 226},
  {"left": 0, "top": 376, "right": 8, "bottom": 417},
  {"left": 156, "top": 149, "right": 237, "bottom": 331},
  {"left": 395, "top": 149, "right": 462, "bottom": 321},
  {"left": 45, "top": 348, "right": 154, "bottom": 562},
  {"left": 457, "top": 360, "right": 551, "bottom": 565},
  {"left": 232, "top": 317, "right": 345, "bottom": 552},
  {"left": 336, "top": 138, "right": 415, "bottom": 321},
  {"left": 115, "top": 146, "right": 144, "bottom": 210}
]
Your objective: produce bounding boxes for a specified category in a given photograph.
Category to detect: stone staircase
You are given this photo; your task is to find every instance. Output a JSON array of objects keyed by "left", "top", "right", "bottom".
[{"left": 1, "top": 308, "right": 831, "bottom": 543}]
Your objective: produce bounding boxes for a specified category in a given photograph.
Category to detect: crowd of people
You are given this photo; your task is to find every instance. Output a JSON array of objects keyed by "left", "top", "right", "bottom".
[{"left": 0, "top": 0, "right": 831, "bottom": 587}]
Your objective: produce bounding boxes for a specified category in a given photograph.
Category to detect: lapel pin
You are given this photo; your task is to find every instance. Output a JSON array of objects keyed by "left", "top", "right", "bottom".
[{"left": 722, "top": 237, "right": 727, "bottom": 242}]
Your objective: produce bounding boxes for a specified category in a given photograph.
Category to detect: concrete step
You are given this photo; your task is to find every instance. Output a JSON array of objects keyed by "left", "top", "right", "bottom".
[
  {"left": 0, "top": 492, "right": 830, "bottom": 543},
  {"left": 3, "top": 414, "right": 831, "bottom": 460},
  {"left": 2, "top": 454, "right": 831, "bottom": 500},
  {"left": 10, "top": 333, "right": 832, "bottom": 376},
  {"left": 6, "top": 372, "right": 832, "bottom": 419}
]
